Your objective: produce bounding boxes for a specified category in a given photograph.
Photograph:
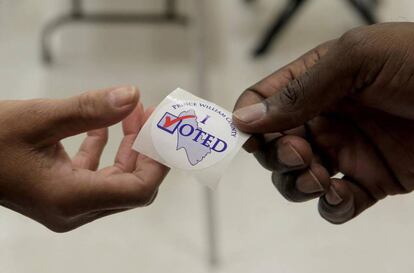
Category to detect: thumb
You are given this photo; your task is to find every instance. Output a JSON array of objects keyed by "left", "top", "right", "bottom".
[
  {"left": 233, "top": 45, "right": 356, "bottom": 133},
  {"left": 26, "top": 86, "right": 139, "bottom": 145}
]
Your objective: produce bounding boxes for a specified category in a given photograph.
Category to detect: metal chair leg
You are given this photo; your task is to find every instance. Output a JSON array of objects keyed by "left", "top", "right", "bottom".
[
  {"left": 252, "top": 0, "right": 378, "bottom": 57},
  {"left": 347, "top": 0, "right": 377, "bottom": 24},
  {"left": 253, "top": 0, "right": 308, "bottom": 57}
]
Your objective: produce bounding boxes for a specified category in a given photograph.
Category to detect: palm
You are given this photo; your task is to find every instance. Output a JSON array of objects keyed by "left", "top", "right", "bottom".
[{"left": 12, "top": 103, "right": 167, "bottom": 232}]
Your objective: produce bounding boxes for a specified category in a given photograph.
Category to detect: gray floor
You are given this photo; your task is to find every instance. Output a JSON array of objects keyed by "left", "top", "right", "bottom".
[{"left": 1, "top": 0, "right": 414, "bottom": 272}]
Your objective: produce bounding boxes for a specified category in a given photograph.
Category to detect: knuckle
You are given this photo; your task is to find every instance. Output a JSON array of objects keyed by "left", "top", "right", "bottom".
[
  {"left": 337, "top": 26, "right": 370, "bottom": 58},
  {"left": 278, "top": 79, "right": 302, "bottom": 108},
  {"left": 277, "top": 72, "right": 309, "bottom": 111},
  {"left": 338, "top": 27, "right": 366, "bottom": 46},
  {"left": 76, "top": 93, "right": 98, "bottom": 121},
  {"left": 301, "top": 46, "right": 326, "bottom": 70},
  {"left": 254, "top": 139, "right": 294, "bottom": 172},
  {"left": 272, "top": 171, "right": 318, "bottom": 203}
]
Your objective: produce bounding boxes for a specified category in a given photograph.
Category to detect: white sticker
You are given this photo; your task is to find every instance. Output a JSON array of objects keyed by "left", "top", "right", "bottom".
[{"left": 133, "top": 88, "right": 250, "bottom": 189}]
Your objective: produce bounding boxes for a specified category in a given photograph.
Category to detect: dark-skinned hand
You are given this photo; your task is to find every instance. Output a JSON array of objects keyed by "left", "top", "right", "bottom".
[{"left": 233, "top": 22, "right": 414, "bottom": 224}]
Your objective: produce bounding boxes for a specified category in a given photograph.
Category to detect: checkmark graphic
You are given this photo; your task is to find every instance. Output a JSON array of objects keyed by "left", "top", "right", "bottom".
[{"left": 163, "top": 115, "right": 195, "bottom": 128}]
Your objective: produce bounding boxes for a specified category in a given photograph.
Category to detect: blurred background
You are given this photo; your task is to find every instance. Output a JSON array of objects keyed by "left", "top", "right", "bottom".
[{"left": 1, "top": 0, "right": 414, "bottom": 272}]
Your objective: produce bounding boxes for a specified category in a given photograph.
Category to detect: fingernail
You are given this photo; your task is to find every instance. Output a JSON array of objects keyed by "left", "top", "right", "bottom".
[
  {"left": 325, "top": 186, "right": 343, "bottom": 205},
  {"left": 109, "top": 86, "right": 137, "bottom": 107},
  {"left": 233, "top": 103, "right": 266, "bottom": 123},
  {"left": 296, "top": 170, "right": 324, "bottom": 194},
  {"left": 278, "top": 143, "right": 305, "bottom": 167}
]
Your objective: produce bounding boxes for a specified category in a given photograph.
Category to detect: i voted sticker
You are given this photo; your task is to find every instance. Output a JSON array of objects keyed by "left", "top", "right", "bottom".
[
  {"left": 133, "top": 88, "right": 250, "bottom": 188},
  {"left": 151, "top": 101, "right": 238, "bottom": 170}
]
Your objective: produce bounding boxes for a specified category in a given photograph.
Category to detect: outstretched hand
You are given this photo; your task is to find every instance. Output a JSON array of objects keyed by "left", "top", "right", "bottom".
[{"left": 0, "top": 86, "right": 168, "bottom": 232}]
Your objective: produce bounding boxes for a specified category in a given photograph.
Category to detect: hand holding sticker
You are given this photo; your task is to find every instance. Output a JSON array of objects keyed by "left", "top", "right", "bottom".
[{"left": 133, "top": 88, "right": 250, "bottom": 189}]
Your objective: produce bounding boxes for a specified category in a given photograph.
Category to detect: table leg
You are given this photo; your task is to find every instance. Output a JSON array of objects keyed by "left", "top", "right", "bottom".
[
  {"left": 40, "top": 0, "right": 186, "bottom": 64},
  {"left": 193, "top": 0, "right": 220, "bottom": 268}
]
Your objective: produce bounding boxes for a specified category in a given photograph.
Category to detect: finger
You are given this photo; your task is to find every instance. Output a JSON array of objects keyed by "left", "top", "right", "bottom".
[
  {"left": 234, "top": 41, "right": 335, "bottom": 112},
  {"left": 304, "top": 113, "right": 402, "bottom": 223},
  {"left": 255, "top": 134, "right": 330, "bottom": 202},
  {"left": 144, "top": 106, "right": 156, "bottom": 118},
  {"left": 272, "top": 161, "right": 330, "bottom": 202},
  {"left": 106, "top": 155, "right": 168, "bottom": 209},
  {"left": 72, "top": 128, "right": 108, "bottom": 170},
  {"left": 113, "top": 102, "right": 144, "bottom": 172},
  {"left": 243, "top": 127, "right": 304, "bottom": 154},
  {"left": 134, "top": 153, "right": 169, "bottom": 190},
  {"left": 307, "top": 114, "right": 403, "bottom": 199},
  {"left": 233, "top": 39, "right": 359, "bottom": 133},
  {"left": 254, "top": 135, "right": 311, "bottom": 172},
  {"left": 98, "top": 104, "right": 155, "bottom": 177},
  {"left": 23, "top": 86, "right": 139, "bottom": 146},
  {"left": 234, "top": 41, "right": 333, "bottom": 151},
  {"left": 318, "top": 177, "right": 376, "bottom": 224},
  {"left": 267, "top": 113, "right": 400, "bottom": 206}
]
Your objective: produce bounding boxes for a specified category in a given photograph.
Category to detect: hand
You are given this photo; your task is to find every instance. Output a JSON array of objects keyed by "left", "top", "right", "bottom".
[
  {"left": 0, "top": 86, "right": 168, "bottom": 232},
  {"left": 233, "top": 22, "right": 414, "bottom": 224}
]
